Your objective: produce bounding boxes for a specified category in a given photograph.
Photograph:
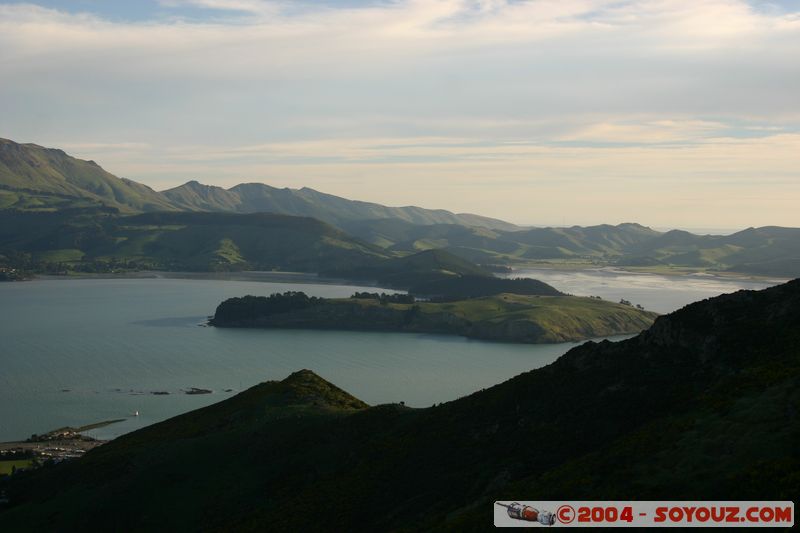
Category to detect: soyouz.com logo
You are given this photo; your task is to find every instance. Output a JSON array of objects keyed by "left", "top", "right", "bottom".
[{"left": 493, "top": 501, "right": 794, "bottom": 527}]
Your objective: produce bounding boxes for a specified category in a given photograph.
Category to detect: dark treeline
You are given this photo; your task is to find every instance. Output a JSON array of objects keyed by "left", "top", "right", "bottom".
[
  {"left": 350, "top": 292, "right": 415, "bottom": 304},
  {"left": 211, "top": 292, "right": 324, "bottom": 324},
  {"left": 409, "top": 275, "right": 562, "bottom": 300}
]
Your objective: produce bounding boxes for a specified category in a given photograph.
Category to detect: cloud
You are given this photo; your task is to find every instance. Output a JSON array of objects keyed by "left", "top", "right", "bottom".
[
  {"left": 0, "top": 1, "right": 798, "bottom": 227},
  {"left": 559, "top": 120, "right": 729, "bottom": 144},
  {"left": 157, "top": 0, "right": 277, "bottom": 15}
]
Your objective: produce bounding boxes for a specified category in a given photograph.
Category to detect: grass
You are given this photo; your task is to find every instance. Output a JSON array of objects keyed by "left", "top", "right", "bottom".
[
  {"left": 213, "top": 238, "right": 245, "bottom": 265},
  {"left": 414, "top": 293, "right": 658, "bottom": 341},
  {"left": 0, "top": 460, "right": 33, "bottom": 476},
  {"left": 0, "top": 191, "right": 18, "bottom": 209},
  {"left": 34, "top": 249, "right": 85, "bottom": 263},
  {"left": 358, "top": 292, "right": 655, "bottom": 321}
]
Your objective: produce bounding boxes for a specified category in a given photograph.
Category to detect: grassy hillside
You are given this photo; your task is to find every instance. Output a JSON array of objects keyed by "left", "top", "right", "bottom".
[
  {"left": 211, "top": 291, "right": 656, "bottom": 343},
  {"left": 0, "top": 139, "right": 175, "bottom": 212},
  {"left": 2, "top": 280, "right": 798, "bottom": 531}
]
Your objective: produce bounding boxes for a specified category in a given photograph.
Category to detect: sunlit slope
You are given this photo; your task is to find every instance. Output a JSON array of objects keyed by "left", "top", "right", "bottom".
[{"left": 0, "top": 138, "right": 175, "bottom": 213}]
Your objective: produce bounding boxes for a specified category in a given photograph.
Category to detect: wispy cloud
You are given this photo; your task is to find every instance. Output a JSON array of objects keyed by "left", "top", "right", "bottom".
[
  {"left": 0, "top": 0, "right": 798, "bottom": 226},
  {"left": 157, "top": 0, "right": 284, "bottom": 18}
]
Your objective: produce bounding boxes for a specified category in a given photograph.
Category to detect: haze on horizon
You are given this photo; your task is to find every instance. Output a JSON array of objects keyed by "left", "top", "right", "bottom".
[{"left": 0, "top": 0, "right": 798, "bottom": 229}]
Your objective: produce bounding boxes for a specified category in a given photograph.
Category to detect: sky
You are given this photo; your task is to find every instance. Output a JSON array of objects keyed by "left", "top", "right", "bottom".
[{"left": 0, "top": 0, "right": 799, "bottom": 228}]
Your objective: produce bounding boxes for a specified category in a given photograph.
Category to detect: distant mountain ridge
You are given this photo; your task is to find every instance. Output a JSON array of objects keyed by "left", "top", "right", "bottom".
[
  {"left": 2, "top": 137, "right": 799, "bottom": 277},
  {"left": 161, "top": 180, "right": 518, "bottom": 230},
  {"left": 0, "top": 138, "right": 516, "bottom": 230},
  {"left": 346, "top": 219, "right": 800, "bottom": 277}
]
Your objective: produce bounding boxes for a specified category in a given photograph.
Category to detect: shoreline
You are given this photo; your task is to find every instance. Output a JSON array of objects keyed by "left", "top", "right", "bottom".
[
  {"left": 501, "top": 262, "right": 790, "bottom": 285},
  {"left": 0, "top": 419, "right": 126, "bottom": 462},
  {"left": 31, "top": 270, "right": 398, "bottom": 289},
  {"left": 24, "top": 266, "right": 790, "bottom": 287}
]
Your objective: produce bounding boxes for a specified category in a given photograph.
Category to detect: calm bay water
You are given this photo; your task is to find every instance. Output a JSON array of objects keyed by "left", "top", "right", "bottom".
[
  {"left": 0, "top": 277, "right": 574, "bottom": 442},
  {"left": 0, "top": 271, "right": 780, "bottom": 442},
  {"left": 502, "top": 268, "right": 781, "bottom": 313}
]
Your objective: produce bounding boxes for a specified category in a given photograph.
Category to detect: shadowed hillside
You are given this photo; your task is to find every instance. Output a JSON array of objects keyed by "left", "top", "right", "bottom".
[
  {"left": 2, "top": 280, "right": 798, "bottom": 531},
  {"left": 0, "top": 210, "right": 390, "bottom": 273},
  {"left": 321, "top": 248, "right": 494, "bottom": 289}
]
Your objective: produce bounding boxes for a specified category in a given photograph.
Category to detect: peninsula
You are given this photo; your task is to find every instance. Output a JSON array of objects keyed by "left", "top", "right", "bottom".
[{"left": 210, "top": 291, "right": 658, "bottom": 343}]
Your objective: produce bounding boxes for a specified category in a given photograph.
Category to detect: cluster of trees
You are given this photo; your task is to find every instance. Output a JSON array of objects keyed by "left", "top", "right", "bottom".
[
  {"left": 350, "top": 292, "right": 416, "bottom": 304},
  {"left": 212, "top": 292, "right": 324, "bottom": 323},
  {"left": 619, "top": 298, "right": 646, "bottom": 310}
]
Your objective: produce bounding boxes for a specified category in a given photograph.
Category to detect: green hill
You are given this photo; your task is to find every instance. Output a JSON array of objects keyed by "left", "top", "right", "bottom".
[
  {"left": 3, "top": 280, "right": 798, "bottom": 531},
  {"left": 0, "top": 138, "right": 176, "bottom": 213}
]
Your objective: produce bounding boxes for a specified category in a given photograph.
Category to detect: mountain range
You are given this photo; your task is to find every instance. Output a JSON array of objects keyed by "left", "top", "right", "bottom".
[
  {"left": 2, "top": 279, "right": 797, "bottom": 530},
  {"left": 162, "top": 180, "right": 518, "bottom": 230},
  {"left": 0, "top": 138, "right": 514, "bottom": 230},
  {"left": 2, "top": 137, "right": 799, "bottom": 277}
]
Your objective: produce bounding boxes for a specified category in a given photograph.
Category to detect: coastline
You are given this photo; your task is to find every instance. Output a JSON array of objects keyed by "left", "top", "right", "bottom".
[
  {"left": 0, "top": 419, "right": 125, "bottom": 464},
  {"left": 26, "top": 265, "right": 790, "bottom": 287},
  {"left": 31, "top": 270, "right": 396, "bottom": 288},
  {"left": 500, "top": 262, "right": 790, "bottom": 284}
]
